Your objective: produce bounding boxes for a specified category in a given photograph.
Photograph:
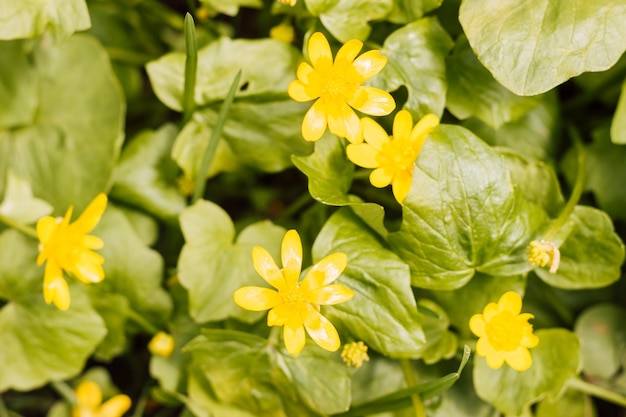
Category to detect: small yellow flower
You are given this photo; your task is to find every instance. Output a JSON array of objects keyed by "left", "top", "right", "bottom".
[
  {"left": 341, "top": 341, "right": 370, "bottom": 368},
  {"left": 527, "top": 239, "right": 560, "bottom": 273},
  {"left": 469, "top": 291, "right": 539, "bottom": 372},
  {"left": 234, "top": 230, "right": 354, "bottom": 355},
  {"left": 36, "top": 194, "right": 107, "bottom": 310},
  {"left": 270, "top": 23, "right": 295, "bottom": 44},
  {"left": 346, "top": 110, "right": 439, "bottom": 203},
  {"left": 148, "top": 332, "right": 175, "bottom": 358},
  {"left": 72, "top": 380, "right": 131, "bottom": 417},
  {"left": 276, "top": 0, "right": 296, "bottom": 6},
  {"left": 288, "top": 32, "right": 395, "bottom": 143}
]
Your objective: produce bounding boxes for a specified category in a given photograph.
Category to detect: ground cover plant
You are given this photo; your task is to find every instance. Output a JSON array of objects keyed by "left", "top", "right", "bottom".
[{"left": 2, "top": 0, "right": 626, "bottom": 416}]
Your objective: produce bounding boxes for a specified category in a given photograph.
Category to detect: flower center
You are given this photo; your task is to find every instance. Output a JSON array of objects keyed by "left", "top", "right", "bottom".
[
  {"left": 281, "top": 285, "right": 306, "bottom": 304},
  {"left": 377, "top": 138, "right": 417, "bottom": 173},
  {"left": 485, "top": 311, "right": 524, "bottom": 351}
]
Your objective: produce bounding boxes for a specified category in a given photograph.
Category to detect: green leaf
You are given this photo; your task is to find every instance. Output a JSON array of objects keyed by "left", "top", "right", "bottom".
[
  {"left": 446, "top": 35, "right": 541, "bottom": 129},
  {"left": 199, "top": 0, "right": 263, "bottom": 16},
  {"left": 178, "top": 199, "right": 286, "bottom": 323},
  {"left": 417, "top": 299, "right": 458, "bottom": 364},
  {"left": 90, "top": 293, "right": 129, "bottom": 361},
  {"left": 388, "top": 0, "right": 443, "bottom": 24},
  {"left": 432, "top": 272, "right": 526, "bottom": 338},
  {"left": 371, "top": 17, "right": 453, "bottom": 119},
  {"left": 0, "top": 230, "right": 106, "bottom": 391},
  {"left": 172, "top": 114, "right": 239, "bottom": 181},
  {"left": 0, "top": 0, "right": 90, "bottom": 42},
  {"left": 534, "top": 206, "right": 625, "bottom": 289},
  {"left": 0, "top": 171, "right": 52, "bottom": 224},
  {"left": 313, "top": 208, "right": 425, "bottom": 357},
  {"left": 146, "top": 37, "right": 301, "bottom": 111},
  {"left": 92, "top": 204, "right": 173, "bottom": 329},
  {"left": 291, "top": 133, "right": 387, "bottom": 238},
  {"left": 303, "top": 0, "right": 393, "bottom": 42},
  {"left": 462, "top": 92, "right": 559, "bottom": 162},
  {"left": 111, "top": 123, "right": 186, "bottom": 222},
  {"left": 185, "top": 329, "right": 342, "bottom": 416},
  {"left": 611, "top": 78, "right": 626, "bottom": 144},
  {"left": 574, "top": 303, "right": 626, "bottom": 379},
  {"left": 192, "top": 100, "right": 312, "bottom": 173},
  {"left": 0, "top": 41, "right": 38, "bottom": 129},
  {"left": 0, "top": 35, "right": 124, "bottom": 214},
  {"left": 536, "top": 389, "right": 594, "bottom": 417},
  {"left": 500, "top": 149, "right": 565, "bottom": 218},
  {"left": 473, "top": 329, "right": 580, "bottom": 416},
  {"left": 459, "top": 0, "right": 626, "bottom": 96},
  {"left": 388, "top": 125, "right": 546, "bottom": 290}
]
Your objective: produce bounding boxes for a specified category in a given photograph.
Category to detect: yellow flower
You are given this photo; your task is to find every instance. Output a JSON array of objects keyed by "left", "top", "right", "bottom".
[
  {"left": 270, "top": 23, "right": 295, "bottom": 44},
  {"left": 36, "top": 194, "right": 107, "bottom": 310},
  {"left": 72, "top": 380, "right": 131, "bottom": 417},
  {"left": 288, "top": 32, "right": 395, "bottom": 143},
  {"left": 341, "top": 341, "right": 370, "bottom": 368},
  {"left": 526, "top": 239, "right": 560, "bottom": 273},
  {"left": 234, "top": 230, "right": 354, "bottom": 355},
  {"left": 469, "top": 291, "right": 539, "bottom": 372},
  {"left": 346, "top": 110, "right": 439, "bottom": 203},
  {"left": 148, "top": 332, "right": 175, "bottom": 358},
  {"left": 276, "top": 0, "right": 296, "bottom": 6}
]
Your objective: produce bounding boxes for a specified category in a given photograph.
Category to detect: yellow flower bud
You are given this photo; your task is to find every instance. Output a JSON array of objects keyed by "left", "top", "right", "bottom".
[
  {"left": 341, "top": 341, "right": 370, "bottom": 368},
  {"left": 270, "top": 23, "right": 295, "bottom": 44},
  {"left": 526, "top": 239, "right": 560, "bottom": 273},
  {"left": 148, "top": 332, "right": 175, "bottom": 358},
  {"left": 276, "top": 0, "right": 297, "bottom": 6}
]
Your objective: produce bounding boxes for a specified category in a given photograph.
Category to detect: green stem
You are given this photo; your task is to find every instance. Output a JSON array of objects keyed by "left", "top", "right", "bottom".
[
  {"left": 51, "top": 380, "right": 77, "bottom": 407},
  {"left": 126, "top": 308, "right": 160, "bottom": 334},
  {"left": 399, "top": 359, "right": 426, "bottom": 417},
  {"left": 192, "top": 70, "right": 242, "bottom": 203},
  {"left": 0, "top": 213, "right": 38, "bottom": 239},
  {"left": 567, "top": 377, "right": 626, "bottom": 408},
  {"left": 131, "top": 386, "right": 150, "bottom": 417},
  {"left": 182, "top": 13, "right": 198, "bottom": 125},
  {"left": 543, "top": 129, "right": 585, "bottom": 241},
  {"left": 0, "top": 395, "right": 9, "bottom": 417}
]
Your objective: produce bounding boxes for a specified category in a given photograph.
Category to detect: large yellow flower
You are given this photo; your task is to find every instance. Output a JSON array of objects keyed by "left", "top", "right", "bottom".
[
  {"left": 469, "top": 291, "right": 539, "bottom": 372},
  {"left": 36, "top": 193, "right": 107, "bottom": 310},
  {"left": 72, "top": 380, "right": 131, "bottom": 417},
  {"left": 346, "top": 110, "right": 439, "bottom": 203},
  {"left": 288, "top": 32, "right": 395, "bottom": 143},
  {"left": 234, "top": 229, "right": 354, "bottom": 355}
]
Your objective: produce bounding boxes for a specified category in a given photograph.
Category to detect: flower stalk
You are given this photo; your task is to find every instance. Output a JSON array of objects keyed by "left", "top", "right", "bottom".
[
  {"left": 399, "top": 359, "right": 426, "bottom": 417},
  {"left": 567, "top": 377, "right": 626, "bottom": 408},
  {"left": 182, "top": 13, "right": 197, "bottom": 125},
  {"left": 0, "top": 212, "right": 38, "bottom": 239}
]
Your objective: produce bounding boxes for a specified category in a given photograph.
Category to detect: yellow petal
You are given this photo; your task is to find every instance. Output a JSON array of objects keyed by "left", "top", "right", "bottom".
[
  {"left": 392, "top": 170, "right": 413, "bottom": 204},
  {"left": 505, "top": 347, "right": 533, "bottom": 371},
  {"left": 485, "top": 350, "right": 506, "bottom": 370},
  {"left": 252, "top": 246, "right": 286, "bottom": 290},
  {"left": 36, "top": 216, "right": 58, "bottom": 245},
  {"left": 288, "top": 80, "right": 316, "bottom": 102},
  {"left": 469, "top": 314, "right": 486, "bottom": 338},
  {"left": 361, "top": 117, "right": 389, "bottom": 150},
  {"left": 335, "top": 39, "right": 363, "bottom": 64},
  {"left": 309, "top": 284, "right": 354, "bottom": 305},
  {"left": 284, "top": 324, "right": 306, "bottom": 355},
  {"left": 327, "top": 102, "right": 362, "bottom": 143},
  {"left": 72, "top": 193, "right": 107, "bottom": 234},
  {"left": 498, "top": 291, "right": 522, "bottom": 315},
  {"left": 370, "top": 167, "right": 393, "bottom": 188},
  {"left": 352, "top": 50, "right": 387, "bottom": 80},
  {"left": 301, "top": 252, "right": 348, "bottom": 291},
  {"left": 267, "top": 303, "right": 292, "bottom": 326},
  {"left": 346, "top": 143, "right": 379, "bottom": 168},
  {"left": 75, "top": 381, "right": 102, "bottom": 408},
  {"left": 393, "top": 110, "right": 413, "bottom": 141},
  {"left": 44, "top": 277, "right": 71, "bottom": 310},
  {"left": 482, "top": 302, "right": 499, "bottom": 321},
  {"left": 410, "top": 114, "right": 439, "bottom": 151},
  {"left": 73, "top": 251, "right": 105, "bottom": 283},
  {"left": 302, "top": 100, "right": 328, "bottom": 142},
  {"left": 308, "top": 32, "right": 332, "bottom": 68},
  {"left": 521, "top": 329, "right": 539, "bottom": 348},
  {"left": 349, "top": 86, "right": 395, "bottom": 116},
  {"left": 297, "top": 61, "right": 314, "bottom": 83},
  {"left": 234, "top": 287, "right": 281, "bottom": 311},
  {"left": 99, "top": 394, "right": 132, "bottom": 417},
  {"left": 303, "top": 307, "right": 340, "bottom": 352},
  {"left": 281, "top": 230, "right": 302, "bottom": 288},
  {"left": 84, "top": 235, "right": 104, "bottom": 250}
]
